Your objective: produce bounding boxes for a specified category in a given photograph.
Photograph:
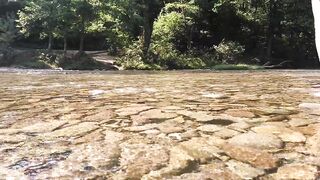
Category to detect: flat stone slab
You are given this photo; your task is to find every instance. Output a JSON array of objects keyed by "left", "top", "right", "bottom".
[
  {"left": 271, "top": 163, "right": 319, "bottom": 180},
  {"left": 228, "top": 132, "right": 284, "bottom": 150},
  {"left": 226, "top": 160, "right": 265, "bottom": 179},
  {"left": 116, "top": 105, "right": 154, "bottom": 116},
  {"left": 222, "top": 144, "right": 280, "bottom": 169},
  {"left": 299, "top": 103, "right": 320, "bottom": 115},
  {"left": 252, "top": 125, "right": 307, "bottom": 143},
  {"left": 40, "top": 122, "right": 99, "bottom": 139}
]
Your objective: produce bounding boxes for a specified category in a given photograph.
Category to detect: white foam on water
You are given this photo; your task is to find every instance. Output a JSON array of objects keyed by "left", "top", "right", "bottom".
[
  {"left": 313, "top": 92, "right": 320, "bottom": 97},
  {"left": 201, "top": 92, "right": 226, "bottom": 99},
  {"left": 89, "top": 90, "right": 106, "bottom": 96}
]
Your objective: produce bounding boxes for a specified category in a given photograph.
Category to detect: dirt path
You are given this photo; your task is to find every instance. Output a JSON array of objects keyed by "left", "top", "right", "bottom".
[{"left": 87, "top": 51, "right": 121, "bottom": 70}]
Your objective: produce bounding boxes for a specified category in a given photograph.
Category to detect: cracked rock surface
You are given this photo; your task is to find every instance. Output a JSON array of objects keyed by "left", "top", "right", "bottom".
[{"left": 0, "top": 70, "right": 320, "bottom": 179}]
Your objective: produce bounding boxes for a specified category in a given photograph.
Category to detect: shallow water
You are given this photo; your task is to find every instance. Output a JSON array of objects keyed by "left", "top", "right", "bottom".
[{"left": 0, "top": 69, "right": 320, "bottom": 179}]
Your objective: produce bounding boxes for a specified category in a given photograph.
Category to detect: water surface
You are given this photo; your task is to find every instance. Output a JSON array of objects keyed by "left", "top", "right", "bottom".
[{"left": 1, "top": 69, "right": 320, "bottom": 179}]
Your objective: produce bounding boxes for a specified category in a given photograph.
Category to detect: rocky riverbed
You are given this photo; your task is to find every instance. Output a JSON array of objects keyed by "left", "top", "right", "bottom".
[{"left": 0, "top": 70, "right": 320, "bottom": 179}]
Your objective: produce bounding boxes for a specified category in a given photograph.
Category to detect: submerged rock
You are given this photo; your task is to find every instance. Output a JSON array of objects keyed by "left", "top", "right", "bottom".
[
  {"left": 177, "top": 110, "right": 214, "bottom": 122},
  {"left": 299, "top": 103, "right": 320, "bottom": 115},
  {"left": 131, "top": 109, "right": 177, "bottom": 125},
  {"left": 167, "top": 163, "right": 240, "bottom": 180},
  {"left": 222, "top": 144, "right": 280, "bottom": 169},
  {"left": 40, "top": 122, "right": 99, "bottom": 139},
  {"left": 20, "top": 120, "right": 68, "bottom": 133},
  {"left": 271, "top": 163, "right": 319, "bottom": 180},
  {"left": 197, "top": 124, "right": 222, "bottom": 133},
  {"left": 226, "top": 160, "right": 265, "bottom": 179},
  {"left": 179, "top": 137, "right": 224, "bottom": 163},
  {"left": 224, "top": 109, "right": 256, "bottom": 118},
  {"left": 115, "top": 105, "right": 153, "bottom": 116},
  {"left": 228, "top": 132, "right": 284, "bottom": 150},
  {"left": 288, "top": 118, "right": 317, "bottom": 127},
  {"left": 305, "top": 133, "right": 320, "bottom": 156},
  {"left": 118, "top": 143, "right": 169, "bottom": 179},
  {"left": 252, "top": 125, "right": 306, "bottom": 143},
  {"left": 36, "top": 131, "right": 124, "bottom": 179},
  {"left": 142, "top": 146, "right": 196, "bottom": 179}
]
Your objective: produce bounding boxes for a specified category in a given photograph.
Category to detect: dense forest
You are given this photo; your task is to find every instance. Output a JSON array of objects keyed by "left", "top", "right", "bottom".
[{"left": 0, "top": 0, "right": 319, "bottom": 70}]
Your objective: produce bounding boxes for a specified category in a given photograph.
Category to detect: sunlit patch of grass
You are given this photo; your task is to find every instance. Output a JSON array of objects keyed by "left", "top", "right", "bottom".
[{"left": 212, "top": 64, "right": 264, "bottom": 70}]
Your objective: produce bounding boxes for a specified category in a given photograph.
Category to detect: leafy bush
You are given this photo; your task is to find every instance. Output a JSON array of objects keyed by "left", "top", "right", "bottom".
[
  {"left": 115, "top": 41, "right": 161, "bottom": 70},
  {"left": 153, "top": 12, "right": 185, "bottom": 45},
  {"left": 214, "top": 40, "right": 245, "bottom": 64},
  {"left": 116, "top": 40, "right": 206, "bottom": 70}
]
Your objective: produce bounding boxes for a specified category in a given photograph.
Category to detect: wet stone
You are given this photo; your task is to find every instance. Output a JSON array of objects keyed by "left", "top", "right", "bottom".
[
  {"left": 177, "top": 110, "right": 214, "bottom": 122},
  {"left": 168, "top": 163, "right": 241, "bottom": 180},
  {"left": 40, "top": 122, "right": 99, "bottom": 139},
  {"left": 254, "top": 108, "right": 298, "bottom": 116},
  {"left": 305, "top": 133, "right": 320, "bottom": 156},
  {"left": 271, "top": 163, "right": 319, "bottom": 180},
  {"left": 33, "top": 131, "right": 124, "bottom": 178},
  {"left": 197, "top": 124, "right": 222, "bottom": 133},
  {"left": 228, "top": 122, "right": 252, "bottom": 131},
  {"left": 131, "top": 109, "right": 177, "bottom": 126},
  {"left": 226, "top": 160, "right": 265, "bottom": 179},
  {"left": 142, "top": 146, "right": 196, "bottom": 179},
  {"left": 228, "top": 132, "right": 284, "bottom": 150},
  {"left": 214, "top": 128, "right": 241, "bottom": 139},
  {"left": 222, "top": 144, "right": 280, "bottom": 169},
  {"left": 0, "top": 134, "right": 28, "bottom": 144},
  {"left": 299, "top": 103, "right": 320, "bottom": 115},
  {"left": 252, "top": 125, "right": 307, "bottom": 143},
  {"left": 123, "top": 124, "right": 158, "bottom": 132},
  {"left": 118, "top": 143, "right": 169, "bottom": 179},
  {"left": 224, "top": 109, "right": 256, "bottom": 118},
  {"left": 288, "top": 118, "right": 318, "bottom": 127},
  {"left": 115, "top": 105, "right": 154, "bottom": 116},
  {"left": 20, "top": 120, "right": 68, "bottom": 134},
  {"left": 83, "top": 110, "right": 114, "bottom": 122},
  {"left": 179, "top": 137, "right": 224, "bottom": 163}
]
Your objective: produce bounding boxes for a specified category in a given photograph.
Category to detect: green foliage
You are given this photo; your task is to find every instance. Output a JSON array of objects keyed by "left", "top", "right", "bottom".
[
  {"left": 4, "top": 0, "right": 320, "bottom": 69},
  {"left": 214, "top": 40, "right": 245, "bottom": 64},
  {"left": 115, "top": 41, "right": 162, "bottom": 70},
  {"left": 17, "top": 0, "right": 59, "bottom": 37},
  {"left": 0, "top": 14, "right": 16, "bottom": 48}
]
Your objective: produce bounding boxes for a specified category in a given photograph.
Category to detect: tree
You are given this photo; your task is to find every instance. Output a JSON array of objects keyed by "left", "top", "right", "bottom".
[
  {"left": 17, "top": 0, "right": 59, "bottom": 51},
  {"left": 73, "top": 0, "right": 95, "bottom": 53},
  {"left": 56, "top": 0, "right": 74, "bottom": 54},
  {"left": 0, "top": 14, "right": 16, "bottom": 49},
  {"left": 0, "top": 13, "right": 17, "bottom": 64}
]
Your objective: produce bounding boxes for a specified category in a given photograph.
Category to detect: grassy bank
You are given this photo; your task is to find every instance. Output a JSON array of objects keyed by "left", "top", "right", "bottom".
[{"left": 212, "top": 64, "right": 265, "bottom": 70}]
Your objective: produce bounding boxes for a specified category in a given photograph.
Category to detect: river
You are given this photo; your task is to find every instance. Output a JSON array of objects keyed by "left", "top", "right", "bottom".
[{"left": 0, "top": 69, "right": 320, "bottom": 179}]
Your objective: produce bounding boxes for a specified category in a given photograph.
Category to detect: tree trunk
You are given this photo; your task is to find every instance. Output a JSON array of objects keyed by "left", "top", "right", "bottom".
[
  {"left": 79, "top": 19, "right": 85, "bottom": 54},
  {"left": 266, "top": 0, "right": 275, "bottom": 61},
  {"left": 79, "top": 33, "right": 84, "bottom": 53},
  {"left": 63, "top": 34, "right": 67, "bottom": 55},
  {"left": 47, "top": 33, "right": 53, "bottom": 51},
  {"left": 186, "top": 28, "right": 192, "bottom": 50},
  {"left": 142, "top": 7, "right": 152, "bottom": 57}
]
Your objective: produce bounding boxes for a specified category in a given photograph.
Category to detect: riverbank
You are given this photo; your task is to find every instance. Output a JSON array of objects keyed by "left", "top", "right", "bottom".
[
  {"left": 2, "top": 49, "right": 305, "bottom": 71},
  {"left": 0, "top": 49, "right": 119, "bottom": 70}
]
